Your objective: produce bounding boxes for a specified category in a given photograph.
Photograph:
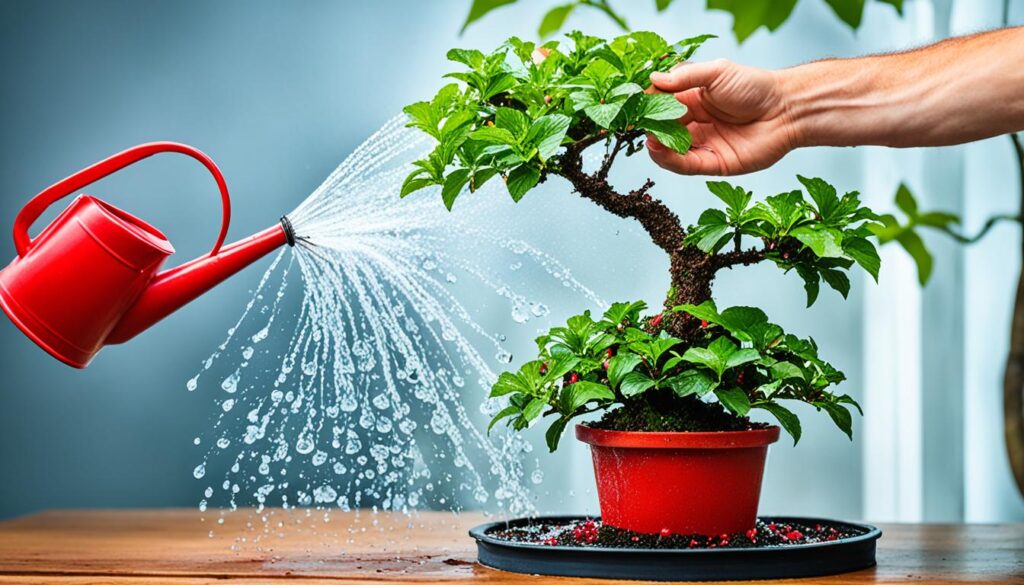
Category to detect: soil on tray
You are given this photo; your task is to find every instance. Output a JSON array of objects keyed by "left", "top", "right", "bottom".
[
  {"left": 591, "top": 394, "right": 766, "bottom": 433},
  {"left": 487, "top": 518, "right": 867, "bottom": 549}
]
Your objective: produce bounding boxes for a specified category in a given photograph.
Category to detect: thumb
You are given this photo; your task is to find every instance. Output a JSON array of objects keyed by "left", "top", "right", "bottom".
[{"left": 650, "top": 59, "right": 730, "bottom": 92}]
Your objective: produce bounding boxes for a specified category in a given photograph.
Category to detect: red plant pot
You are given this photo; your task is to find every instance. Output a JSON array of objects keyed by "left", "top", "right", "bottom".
[{"left": 575, "top": 424, "right": 780, "bottom": 536}]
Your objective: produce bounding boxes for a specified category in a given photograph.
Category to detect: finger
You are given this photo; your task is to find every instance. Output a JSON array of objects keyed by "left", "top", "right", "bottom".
[
  {"left": 649, "top": 59, "right": 729, "bottom": 92},
  {"left": 674, "top": 88, "right": 713, "bottom": 125},
  {"left": 646, "top": 136, "right": 725, "bottom": 176}
]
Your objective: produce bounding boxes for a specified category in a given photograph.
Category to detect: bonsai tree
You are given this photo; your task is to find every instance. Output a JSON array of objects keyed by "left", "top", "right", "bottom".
[{"left": 401, "top": 31, "right": 881, "bottom": 451}]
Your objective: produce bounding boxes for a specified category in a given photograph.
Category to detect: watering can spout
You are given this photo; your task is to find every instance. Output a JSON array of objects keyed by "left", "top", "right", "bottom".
[
  {"left": 105, "top": 219, "right": 294, "bottom": 344},
  {"left": 0, "top": 142, "right": 298, "bottom": 368}
]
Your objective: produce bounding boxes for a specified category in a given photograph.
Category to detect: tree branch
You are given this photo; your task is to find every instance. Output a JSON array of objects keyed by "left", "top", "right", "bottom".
[
  {"left": 557, "top": 135, "right": 686, "bottom": 254},
  {"left": 713, "top": 247, "right": 768, "bottom": 271}
]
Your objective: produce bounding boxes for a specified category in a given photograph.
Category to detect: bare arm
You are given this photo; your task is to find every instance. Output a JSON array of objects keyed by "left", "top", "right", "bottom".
[{"left": 647, "top": 26, "right": 1024, "bottom": 176}]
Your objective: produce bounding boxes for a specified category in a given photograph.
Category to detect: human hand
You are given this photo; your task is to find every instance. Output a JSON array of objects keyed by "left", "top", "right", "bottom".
[{"left": 646, "top": 59, "right": 800, "bottom": 176}]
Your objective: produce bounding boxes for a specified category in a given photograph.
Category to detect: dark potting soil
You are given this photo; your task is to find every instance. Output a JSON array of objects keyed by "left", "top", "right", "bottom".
[
  {"left": 487, "top": 518, "right": 867, "bottom": 549},
  {"left": 591, "top": 395, "right": 765, "bottom": 433}
]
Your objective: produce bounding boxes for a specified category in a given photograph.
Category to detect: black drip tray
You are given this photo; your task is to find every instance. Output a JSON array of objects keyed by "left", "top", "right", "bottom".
[{"left": 470, "top": 515, "right": 881, "bottom": 582}]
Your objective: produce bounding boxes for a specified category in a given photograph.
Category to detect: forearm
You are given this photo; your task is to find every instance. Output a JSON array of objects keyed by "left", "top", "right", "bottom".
[{"left": 779, "top": 27, "right": 1024, "bottom": 149}]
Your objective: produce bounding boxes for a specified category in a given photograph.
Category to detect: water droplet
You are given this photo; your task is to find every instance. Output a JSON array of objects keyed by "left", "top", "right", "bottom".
[
  {"left": 495, "top": 350, "right": 513, "bottom": 364},
  {"left": 221, "top": 371, "right": 240, "bottom": 394},
  {"left": 242, "top": 346, "right": 254, "bottom": 360},
  {"left": 531, "top": 469, "right": 544, "bottom": 484},
  {"left": 511, "top": 305, "right": 530, "bottom": 323},
  {"left": 186, "top": 376, "right": 199, "bottom": 392},
  {"left": 193, "top": 464, "right": 206, "bottom": 479},
  {"left": 221, "top": 399, "right": 235, "bottom": 412}
]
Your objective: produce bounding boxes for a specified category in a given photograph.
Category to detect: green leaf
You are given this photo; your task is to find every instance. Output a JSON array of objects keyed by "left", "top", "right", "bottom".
[
  {"left": 824, "top": 0, "right": 866, "bottom": 29},
  {"left": 584, "top": 102, "right": 624, "bottom": 128},
  {"left": 818, "top": 401, "right": 854, "bottom": 440},
  {"left": 895, "top": 183, "right": 918, "bottom": 217},
  {"left": 820, "top": 268, "right": 850, "bottom": 298},
  {"left": 620, "top": 371, "right": 657, "bottom": 397},
  {"left": 637, "top": 118, "right": 692, "bottom": 154},
  {"left": 487, "top": 404, "right": 520, "bottom": 432},
  {"left": 526, "top": 114, "right": 570, "bottom": 162},
  {"left": 656, "top": 0, "right": 674, "bottom": 10},
  {"left": 538, "top": 3, "right": 575, "bottom": 38},
  {"left": 542, "top": 352, "right": 581, "bottom": 384},
  {"left": 635, "top": 93, "right": 687, "bottom": 121},
  {"left": 715, "top": 387, "right": 751, "bottom": 416},
  {"left": 725, "top": 348, "right": 761, "bottom": 370},
  {"left": 718, "top": 306, "right": 768, "bottom": 341},
  {"left": 603, "top": 300, "right": 647, "bottom": 326},
  {"left": 566, "top": 381, "right": 615, "bottom": 411},
  {"left": 770, "top": 361, "right": 805, "bottom": 382},
  {"left": 447, "top": 48, "right": 486, "bottom": 69},
  {"left": 794, "top": 263, "right": 820, "bottom": 307},
  {"left": 506, "top": 164, "right": 541, "bottom": 202},
  {"left": 545, "top": 417, "right": 569, "bottom": 452},
  {"left": 707, "top": 0, "right": 799, "bottom": 42},
  {"left": 495, "top": 107, "right": 530, "bottom": 139},
  {"left": 665, "top": 369, "right": 718, "bottom": 397},
  {"left": 608, "top": 353, "right": 643, "bottom": 389},
  {"left": 522, "top": 397, "right": 546, "bottom": 422},
  {"left": 681, "top": 346, "right": 724, "bottom": 377},
  {"left": 441, "top": 168, "right": 471, "bottom": 211},
  {"left": 896, "top": 228, "right": 933, "bottom": 285},
  {"left": 461, "top": 0, "right": 517, "bottom": 34},
  {"left": 755, "top": 402, "right": 802, "bottom": 444},
  {"left": 706, "top": 181, "right": 751, "bottom": 216},
  {"left": 490, "top": 371, "right": 527, "bottom": 397},
  {"left": 471, "top": 125, "right": 518, "bottom": 146},
  {"left": 798, "top": 175, "right": 840, "bottom": 222},
  {"left": 791, "top": 225, "right": 845, "bottom": 258},
  {"left": 674, "top": 300, "right": 720, "bottom": 324},
  {"left": 842, "top": 236, "right": 880, "bottom": 282},
  {"left": 400, "top": 174, "right": 435, "bottom": 198}
]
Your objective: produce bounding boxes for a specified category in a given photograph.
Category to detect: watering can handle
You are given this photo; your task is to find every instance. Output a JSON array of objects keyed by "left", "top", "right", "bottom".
[{"left": 12, "top": 141, "right": 231, "bottom": 257}]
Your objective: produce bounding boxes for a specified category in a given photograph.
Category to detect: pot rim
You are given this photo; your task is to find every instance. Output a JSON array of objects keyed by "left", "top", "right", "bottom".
[{"left": 575, "top": 423, "right": 780, "bottom": 449}]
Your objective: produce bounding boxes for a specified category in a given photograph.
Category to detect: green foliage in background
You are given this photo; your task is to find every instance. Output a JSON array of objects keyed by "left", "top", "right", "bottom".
[{"left": 461, "top": 0, "right": 904, "bottom": 42}]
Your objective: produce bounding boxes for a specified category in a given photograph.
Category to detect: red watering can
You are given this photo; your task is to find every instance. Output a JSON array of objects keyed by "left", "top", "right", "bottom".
[{"left": 0, "top": 142, "right": 296, "bottom": 368}]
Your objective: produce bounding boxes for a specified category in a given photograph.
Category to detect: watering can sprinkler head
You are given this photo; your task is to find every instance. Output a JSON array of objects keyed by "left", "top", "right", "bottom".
[{"left": 0, "top": 142, "right": 293, "bottom": 368}]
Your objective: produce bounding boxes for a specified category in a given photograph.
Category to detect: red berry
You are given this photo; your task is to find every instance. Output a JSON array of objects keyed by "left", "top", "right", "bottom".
[
  {"left": 786, "top": 530, "right": 803, "bottom": 541},
  {"left": 539, "top": 362, "right": 548, "bottom": 375},
  {"left": 544, "top": 95, "right": 552, "bottom": 104},
  {"left": 737, "top": 371, "right": 745, "bottom": 384},
  {"left": 768, "top": 523, "right": 777, "bottom": 532},
  {"left": 651, "top": 313, "right": 664, "bottom": 327},
  {"left": 700, "top": 319, "right": 708, "bottom": 329},
  {"left": 659, "top": 528, "right": 671, "bottom": 538},
  {"left": 603, "top": 359, "right": 610, "bottom": 370},
  {"left": 606, "top": 348, "right": 614, "bottom": 358},
  {"left": 568, "top": 373, "right": 579, "bottom": 384},
  {"left": 746, "top": 528, "right": 757, "bottom": 540},
  {"left": 688, "top": 539, "right": 698, "bottom": 548},
  {"left": 631, "top": 535, "right": 639, "bottom": 542}
]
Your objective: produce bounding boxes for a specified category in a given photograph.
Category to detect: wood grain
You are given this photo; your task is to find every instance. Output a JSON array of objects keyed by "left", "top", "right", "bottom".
[{"left": 0, "top": 509, "right": 1020, "bottom": 584}]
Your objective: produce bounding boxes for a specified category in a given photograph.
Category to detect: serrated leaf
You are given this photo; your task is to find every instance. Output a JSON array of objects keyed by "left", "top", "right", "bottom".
[
  {"left": 495, "top": 107, "right": 530, "bottom": 139},
  {"left": 506, "top": 164, "right": 541, "bottom": 202},
  {"left": 718, "top": 306, "right": 769, "bottom": 341},
  {"left": 635, "top": 93, "right": 687, "bottom": 121},
  {"left": 674, "top": 300, "right": 720, "bottom": 324},
  {"left": 725, "top": 348, "right": 760, "bottom": 370},
  {"left": 400, "top": 174, "right": 435, "bottom": 198},
  {"left": 795, "top": 263, "right": 820, "bottom": 307},
  {"left": 637, "top": 118, "right": 692, "bottom": 154},
  {"left": 471, "top": 125, "right": 518, "bottom": 146},
  {"left": 798, "top": 175, "right": 840, "bottom": 222},
  {"left": 526, "top": 114, "right": 570, "bottom": 162},
  {"left": 522, "top": 397, "right": 546, "bottom": 422},
  {"left": 487, "top": 404, "right": 520, "bottom": 433},
  {"left": 755, "top": 402, "right": 802, "bottom": 444},
  {"left": 666, "top": 369, "right": 718, "bottom": 397},
  {"left": 584, "top": 101, "right": 624, "bottom": 128},
  {"left": 842, "top": 236, "right": 880, "bottom": 282},
  {"left": 490, "top": 371, "right": 526, "bottom": 397},
  {"left": 447, "top": 48, "right": 486, "bottom": 69},
  {"left": 770, "top": 361, "right": 805, "bottom": 382},
  {"left": 820, "top": 268, "right": 850, "bottom": 298},
  {"left": 706, "top": 181, "right": 751, "bottom": 215},
  {"left": 715, "top": 387, "right": 751, "bottom": 416},
  {"left": 791, "top": 225, "right": 845, "bottom": 258},
  {"left": 566, "top": 381, "right": 614, "bottom": 411},
  {"left": 817, "top": 401, "right": 854, "bottom": 439},
  {"left": 620, "top": 371, "right": 657, "bottom": 397}
]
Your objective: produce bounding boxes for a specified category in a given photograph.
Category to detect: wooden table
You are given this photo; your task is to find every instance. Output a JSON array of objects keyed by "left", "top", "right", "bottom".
[{"left": 0, "top": 509, "right": 1020, "bottom": 584}]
